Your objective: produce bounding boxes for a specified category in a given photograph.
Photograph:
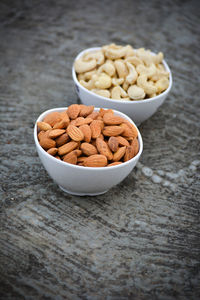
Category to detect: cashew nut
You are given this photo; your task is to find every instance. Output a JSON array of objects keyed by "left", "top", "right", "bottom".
[
  {"left": 126, "top": 56, "right": 144, "bottom": 66},
  {"left": 136, "top": 63, "right": 157, "bottom": 78},
  {"left": 128, "top": 85, "right": 145, "bottom": 100},
  {"left": 80, "top": 74, "right": 98, "bottom": 90},
  {"left": 114, "top": 60, "right": 128, "bottom": 78},
  {"left": 75, "top": 44, "right": 169, "bottom": 100},
  {"left": 153, "top": 52, "right": 164, "bottom": 65},
  {"left": 126, "top": 62, "right": 138, "bottom": 84},
  {"left": 92, "top": 89, "right": 111, "bottom": 98},
  {"left": 83, "top": 50, "right": 104, "bottom": 65},
  {"left": 74, "top": 58, "right": 97, "bottom": 73},
  {"left": 104, "top": 45, "right": 128, "bottom": 60},
  {"left": 137, "top": 74, "right": 157, "bottom": 95},
  {"left": 95, "top": 73, "right": 112, "bottom": 89},
  {"left": 122, "top": 80, "right": 129, "bottom": 91},
  {"left": 155, "top": 77, "right": 169, "bottom": 93},
  {"left": 97, "top": 62, "right": 116, "bottom": 77},
  {"left": 111, "top": 86, "right": 128, "bottom": 99},
  {"left": 151, "top": 70, "right": 169, "bottom": 81},
  {"left": 112, "top": 77, "right": 124, "bottom": 86},
  {"left": 136, "top": 48, "right": 153, "bottom": 66},
  {"left": 125, "top": 45, "right": 135, "bottom": 58}
]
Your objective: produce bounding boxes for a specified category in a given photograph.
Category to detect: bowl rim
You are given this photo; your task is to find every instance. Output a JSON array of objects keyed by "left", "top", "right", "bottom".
[
  {"left": 72, "top": 46, "right": 173, "bottom": 104},
  {"left": 34, "top": 107, "right": 143, "bottom": 170}
]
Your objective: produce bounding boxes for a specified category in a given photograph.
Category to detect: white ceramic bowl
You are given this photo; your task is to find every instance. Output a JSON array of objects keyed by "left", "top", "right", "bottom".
[
  {"left": 34, "top": 107, "right": 143, "bottom": 196},
  {"left": 72, "top": 47, "right": 173, "bottom": 125}
]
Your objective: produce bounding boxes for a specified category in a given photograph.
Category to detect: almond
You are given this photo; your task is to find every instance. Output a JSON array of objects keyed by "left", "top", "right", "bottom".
[
  {"left": 83, "top": 154, "right": 108, "bottom": 167},
  {"left": 99, "top": 108, "right": 114, "bottom": 117},
  {"left": 58, "top": 141, "right": 78, "bottom": 156},
  {"left": 43, "top": 112, "right": 62, "bottom": 127},
  {"left": 79, "top": 124, "right": 91, "bottom": 143},
  {"left": 38, "top": 130, "right": 46, "bottom": 141},
  {"left": 90, "top": 120, "right": 102, "bottom": 139},
  {"left": 40, "top": 137, "right": 56, "bottom": 150},
  {"left": 113, "top": 146, "right": 126, "bottom": 161},
  {"left": 63, "top": 151, "right": 77, "bottom": 165},
  {"left": 53, "top": 114, "right": 70, "bottom": 129},
  {"left": 67, "top": 125, "right": 84, "bottom": 141},
  {"left": 77, "top": 156, "right": 88, "bottom": 163},
  {"left": 103, "top": 126, "right": 124, "bottom": 137},
  {"left": 55, "top": 133, "right": 70, "bottom": 147},
  {"left": 121, "top": 121, "right": 138, "bottom": 138},
  {"left": 47, "top": 148, "right": 58, "bottom": 156},
  {"left": 79, "top": 105, "right": 94, "bottom": 117},
  {"left": 96, "top": 138, "right": 113, "bottom": 160},
  {"left": 81, "top": 142, "right": 98, "bottom": 156},
  {"left": 73, "top": 149, "right": 82, "bottom": 157},
  {"left": 67, "top": 104, "right": 81, "bottom": 119},
  {"left": 37, "top": 121, "right": 52, "bottom": 131},
  {"left": 74, "top": 117, "right": 93, "bottom": 126},
  {"left": 107, "top": 162, "right": 122, "bottom": 167},
  {"left": 49, "top": 129, "right": 66, "bottom": 139},
  {"left": 103, "top": 113, "right": 124, "bottom": 125},
  {"left": 55, "top": 156, "right": 61, "bottom": 160},
  {"left": 131, "top": 138, "right": 139, "bottom": 156},
  {"left": 108, "top": 136, "right": 119, "bottom": 152},
  {"left": 116, "top": 136, "right": 130, "bottom": 146},
  {"left": 124, "top": 145, "right": 135, "bottom": 162},
  {"left": 87, "top": 111, "right": 99, "bottom": 120}
]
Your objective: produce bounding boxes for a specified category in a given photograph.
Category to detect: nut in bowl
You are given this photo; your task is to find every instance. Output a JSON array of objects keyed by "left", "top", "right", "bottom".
[
  {"left": 72, "top": 44, "right": 173, "bottom": 125},
  {"left": 34, "top": 105, "right": 143, "bottom": 196}
]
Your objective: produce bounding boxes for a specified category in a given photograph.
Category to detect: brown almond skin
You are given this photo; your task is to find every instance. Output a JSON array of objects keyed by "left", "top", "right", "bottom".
[
  {"left": 58, "top": 141, "right": 78, "bottom": 156},
  {"left": 113, "top": 146, "right": 126, "bottom": 162},
  {"left": 131, "top": 138, "right": 139, "bottom": 156},
  {"left": 47, "top": 148, "right": 58, "bottom": 156},
  {"left": 67, "top": 124, "right": 84, "bottom": 141},
  {"left": 77, "top": 156, "right": 88, "bottom": 163},
  {"left": 79, "top": 124, "right": 92, "bottom": 143},
  {"left": 124, "top": 145, "right": 135, "bottom": 162},
  {"left": 81, "top": 142, "right": 98, "bottom": 156},
  {"left": 79, "top": 105, "right": 94, "bottom": 117},
  {"left": 37, "top": 121, "right": 52, "bottom": 131},
  {"left": 99, "top": 108, "right": 114, "bottom": 117},
  {"left": 116, "top": 136, "right": 130, "bottom": 146},
  {"left": 53, "top": 114, "right": 70, "bottom": 129},
  {"left": 63, "top": 151, "right": 77, "bottom": 165},
  {"left": 87, "top": 111, "right": 99, "bottom": 120},
  {"left": 43, "top": 112, "right": 62, "bottom": 127},
  {"left": 83, "top": 154, "right": 108, "bottom": 167},
  {"left": 38, "top": 130, "right": 46, "bottom": 141},
  {"left": 96, "top": 138, "right": 113, "bottom": 160},
  {"left": 40, "top": 137, "right": 56, "bottom": 150},
  {"left": 49, "top": 129, "right": 66, "bottom": 139},
  {"left": 55, "top": 133, "right": 70, "bottom": 147},
  {"left": 90, "top": 120, "right": 102, "bottom": 139},
  {"left": 67, "top": 104, "right": 81, "bottom": 119},
  {"left": 108, "top": 136, "right": 119, "bottom": 152},
  {"left": 107, "top": 162, "right": 122, "bottom": 167},
  {"left": 55, "top": 156, "right": 61, "bottom": 160},
  {"left": 103, "top": 113, "right": 124, "bottom": 125},
  {"left": 121, "top": 122, "right": 138, "bottom": 138},
  {"left": 103, "top": 126, "right": 124, "bottom": 137}
]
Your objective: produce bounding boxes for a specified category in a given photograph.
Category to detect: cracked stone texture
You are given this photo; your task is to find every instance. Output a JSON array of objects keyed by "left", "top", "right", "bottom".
[{"left": 0, "top": 0, "right": 200, "bottom": 299}]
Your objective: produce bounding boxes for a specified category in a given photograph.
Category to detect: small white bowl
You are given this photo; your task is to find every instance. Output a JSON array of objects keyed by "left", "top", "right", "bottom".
[
  {"left": 72, "top": 47, "right": 173, "bottom": 125},
  {"left": 34, "top": 107, "right": 143, "bottom": 196}
]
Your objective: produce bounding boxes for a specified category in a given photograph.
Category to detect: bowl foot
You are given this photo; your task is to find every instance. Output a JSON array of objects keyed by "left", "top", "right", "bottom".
[{"left": 58, "top": 185, "right": 108, "bottom": 196}]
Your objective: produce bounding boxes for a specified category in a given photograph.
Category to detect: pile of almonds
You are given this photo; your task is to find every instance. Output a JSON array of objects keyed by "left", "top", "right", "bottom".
[{"left": 37, "top": 104, "right": 139, "bottom": 167}]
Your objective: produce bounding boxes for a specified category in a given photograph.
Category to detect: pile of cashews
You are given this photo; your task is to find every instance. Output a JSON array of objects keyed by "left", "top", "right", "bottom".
[{"left": 74, "top": 44, "right": 170, "bottom": 101}]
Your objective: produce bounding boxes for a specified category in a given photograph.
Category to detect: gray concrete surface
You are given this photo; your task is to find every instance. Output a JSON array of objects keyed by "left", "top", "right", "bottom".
[{"left": 0, "top": 0, "right": 200, "bottom": 299}]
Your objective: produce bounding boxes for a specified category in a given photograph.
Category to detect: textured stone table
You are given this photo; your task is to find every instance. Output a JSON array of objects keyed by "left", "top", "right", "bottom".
[{"left": 0, "top": 0, "right": 200, "bottom": 299}]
